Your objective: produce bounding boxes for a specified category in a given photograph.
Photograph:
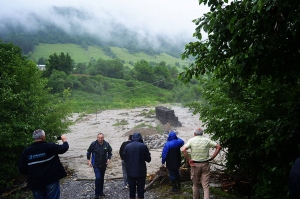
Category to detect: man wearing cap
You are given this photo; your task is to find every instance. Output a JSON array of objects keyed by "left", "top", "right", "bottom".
[
  {"left": 181, "top": 128, "right": 221, "bottom": 199},
  {"left": 18, "top": 129, "right": 69, "bottom": 199}
]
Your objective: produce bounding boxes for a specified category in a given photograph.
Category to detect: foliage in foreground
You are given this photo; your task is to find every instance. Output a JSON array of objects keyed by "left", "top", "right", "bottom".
[
  {"left": 0, "top": 41, "right": 73, "bottom": 192},
  {"left": 180, "top": 0, "right": 300, "bottom": 198}
]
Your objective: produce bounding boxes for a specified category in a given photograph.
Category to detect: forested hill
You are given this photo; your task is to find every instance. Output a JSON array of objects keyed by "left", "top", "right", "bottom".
[{"left": 0, "top": 6, "right": 187, "bottom": 58}]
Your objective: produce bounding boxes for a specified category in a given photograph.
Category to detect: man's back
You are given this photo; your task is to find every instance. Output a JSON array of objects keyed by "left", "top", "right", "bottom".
[
  {"left": 123, "top": 134, "right": 151, "bottom": 177},
  {"left": 162, "top": 132, "right": 184, "bottom": 169},
  {"left": 18, "top": 140, "right": 69, "bottom": 190},
  {"left": 186, "top": 136, "right": 216, "bottom": 161}
]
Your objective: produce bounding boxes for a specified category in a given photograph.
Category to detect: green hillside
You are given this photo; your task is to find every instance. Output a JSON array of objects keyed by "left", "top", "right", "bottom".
[
  {"left": 31, "top": 43, "right": 111, "bottom": 63},
  {"left": 30, "top": 43, "right": 191, "bottom": 68}
]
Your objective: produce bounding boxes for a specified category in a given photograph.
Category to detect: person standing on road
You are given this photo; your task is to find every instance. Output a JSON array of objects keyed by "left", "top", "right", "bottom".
[
  {"left": 119, "top": 134, "right": 133, "bottom": 188},
  {"left": 18, "top": 129, "right": 69, "bottom": 199},
  {"left": 181, "top": 128, "right": 222, "bottom": 199},
  {"left": 87, "top": 133, "right": 112, "bottom": 199},
  {"left": 123, "top": 132, "right": 151, "bottom": 199},
  {"left": 161, "top": 130, "right": 184, "bottom": 193}
]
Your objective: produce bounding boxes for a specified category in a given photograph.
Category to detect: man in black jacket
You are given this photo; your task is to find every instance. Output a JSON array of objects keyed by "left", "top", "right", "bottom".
[
  {"left": 288, "top": 157, "right": 300, "bottom": 199},
  {"left": 123, "top": 132, "right": 151, "bottom": 199},
  {"left": 87, "top": 133, "right": 112, "bottom": 199},
  {"left": 119, "top": 134, "right": 132, "bottom": 188},
  {"left": 18, "top": 129, "right": 69, "bottom": 199}
]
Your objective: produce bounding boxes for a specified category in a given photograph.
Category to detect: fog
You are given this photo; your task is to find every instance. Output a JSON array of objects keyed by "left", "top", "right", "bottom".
[{"left": 1, "top": 0, "right": 209, "bottom": 45}]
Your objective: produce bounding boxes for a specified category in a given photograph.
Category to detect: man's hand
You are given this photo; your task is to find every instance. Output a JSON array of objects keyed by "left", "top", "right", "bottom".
[
  {"left": 61, "top": 135, "right": 67, "bottom": 142},
  {"left": 106, "top": 159, "right": 110, "bottom": 165},
  {"left": 188, "top": 159, "right": 195, "bottom": 167},
  {"left": 87, "top": 160, "right": 92, "bottom": 167}
]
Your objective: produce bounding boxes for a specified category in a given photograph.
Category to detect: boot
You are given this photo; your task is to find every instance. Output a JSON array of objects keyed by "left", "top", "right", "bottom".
[
  {"left": 176, "top": 179, "right": 181, "bottom": 190},
  {"left": 169, "top": 180, "right": 178, "bottom": 193}
]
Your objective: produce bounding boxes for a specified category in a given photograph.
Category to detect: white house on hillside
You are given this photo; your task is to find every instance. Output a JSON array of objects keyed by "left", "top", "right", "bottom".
[{"left": 37, "top": 65, "right": 45, "bottom": 70}]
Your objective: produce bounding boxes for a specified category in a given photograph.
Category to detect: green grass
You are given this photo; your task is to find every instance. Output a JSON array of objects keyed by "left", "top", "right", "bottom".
[
  {"left": 110, "top": 47, "right": 190, "bottom": 68},
  {"left": 31, "top": 43, "right": 111, "bottom": 63},
  {"left": 30, "top": 43, "right": 190, "bottom": 68},
  {"left": 112, "top": 119, "right": 129, "bottom": 126},
  {"left": 68, "top": 75, "right": 175, "bottom": 113}
]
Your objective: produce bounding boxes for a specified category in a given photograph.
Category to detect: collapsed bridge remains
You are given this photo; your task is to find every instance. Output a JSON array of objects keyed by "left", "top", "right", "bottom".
[{"left": 155, "top": 106, "right": 182, "bottom": 128}]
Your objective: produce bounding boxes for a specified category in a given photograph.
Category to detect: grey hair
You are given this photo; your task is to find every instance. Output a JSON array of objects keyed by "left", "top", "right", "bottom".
[
  {"left": 195, "top": 128, "right": 203, "bottom": 136},
  {"left": 32, "top": 129, "right": 45, "bottom": 139}
]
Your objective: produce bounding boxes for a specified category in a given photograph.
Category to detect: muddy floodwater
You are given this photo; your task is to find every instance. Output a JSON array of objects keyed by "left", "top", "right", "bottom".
[{"left": 59, "top": 104, "right": 222, "bottom": 181}]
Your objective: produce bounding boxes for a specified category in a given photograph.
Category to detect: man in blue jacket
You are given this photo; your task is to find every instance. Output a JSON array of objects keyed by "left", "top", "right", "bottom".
[
  {"left": 123, "top": 132, "right": 151, "bottom": 199},
  {"left": 161, "top": 131, "right": 184, "bottom": 192},
  {"left": 18, "top": 129, "right": 69, "bottom": 199}
]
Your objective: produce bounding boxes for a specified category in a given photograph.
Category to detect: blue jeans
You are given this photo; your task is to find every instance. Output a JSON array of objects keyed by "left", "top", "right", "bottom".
[
  {"left": 121, "top": 160, "right": 128, "bottom": 186},
  {"left": 32, "top": 180, "right": 60, "bottom": 199},
  {"left": 93, "top": 166, "right": 106, "bottom": 196},
  {"left": 127, "top": 176, "right": 145, "bottom": 198},
  {"left": 168, "top": 169, "right": 180, "bottom": 181}
]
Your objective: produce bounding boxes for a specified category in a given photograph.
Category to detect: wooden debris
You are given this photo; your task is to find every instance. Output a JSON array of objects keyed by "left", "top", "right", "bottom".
[{"left": 144, "top": 166, "right": 168, "bottom": 191}]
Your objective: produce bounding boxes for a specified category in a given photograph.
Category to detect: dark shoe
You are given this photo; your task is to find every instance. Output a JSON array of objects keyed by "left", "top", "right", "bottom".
[
  {"left": 169, "top": 187, "right": 178, "bottom": 193},
  {"left": 94, "top": 195, "right": 100, "bottom": 199},
  {"left": 100, "top": 192, "right": 105, "bottom": 196},
  {"left": 170, "top": 180, "right": 178, "bottom": 193},
  {"left": 176, "top": 179, "right": 181, "bottom": 190}
]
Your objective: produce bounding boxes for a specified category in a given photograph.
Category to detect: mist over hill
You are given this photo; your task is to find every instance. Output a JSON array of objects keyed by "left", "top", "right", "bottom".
[{"left": 0, "top": 6, "right": 192, "bottom": 58}]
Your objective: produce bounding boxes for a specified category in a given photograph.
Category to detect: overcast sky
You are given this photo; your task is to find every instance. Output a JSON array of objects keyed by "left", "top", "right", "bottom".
[{"left": 1, "top": 0, "right": 209, "bottom": 42}]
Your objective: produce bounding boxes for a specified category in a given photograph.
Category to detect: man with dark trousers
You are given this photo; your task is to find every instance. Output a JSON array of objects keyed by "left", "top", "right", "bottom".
[
  {"left": 161, "top": 130, "right": 184, "bottom": 192},
  {"left": 119, "top": 134, "right": 132, "bottom": 188},
  {"left": 18, "top": 129, "right": 69, "bottom": 199},
  {"left": 123, "top": 132, "right": 151, "bottom": 199},
  {"left": 87, "top": 133, "right": 112, "bottom": 199}
]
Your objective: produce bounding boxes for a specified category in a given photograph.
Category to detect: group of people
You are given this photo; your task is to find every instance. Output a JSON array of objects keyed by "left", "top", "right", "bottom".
[
  {"left": 18, "top": 127, "right": 221, "bottom": 199},
  {"left": 18, "top": 127, "right": 300, "bottom": 199}
]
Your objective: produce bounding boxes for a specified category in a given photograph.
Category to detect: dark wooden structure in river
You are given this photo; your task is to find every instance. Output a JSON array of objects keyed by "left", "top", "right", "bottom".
[{"left": 155, "top": 106, "right": 182, "bottom": 127}]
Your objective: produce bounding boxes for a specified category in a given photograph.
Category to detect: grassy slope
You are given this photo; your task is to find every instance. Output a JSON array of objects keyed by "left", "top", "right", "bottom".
[
  {"left": 110, "top": 47, "right": 190, "bottom": 68},
  {"left": 31, "top": 43, "right": 190, "bottom": 67},
  {"left": 32, "top": 43, "right": 111, "bottom": 63},
  {"left": 69, "top": 75, "right": 174, "bottom": 113}
]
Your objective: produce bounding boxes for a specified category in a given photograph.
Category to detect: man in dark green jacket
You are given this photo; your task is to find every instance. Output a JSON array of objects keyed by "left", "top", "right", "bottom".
[{"left": 87, "top": 133, "right": 112, "bottom": 199}]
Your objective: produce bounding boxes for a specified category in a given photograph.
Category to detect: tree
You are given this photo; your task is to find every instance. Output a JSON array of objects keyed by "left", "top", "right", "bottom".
[
  {"left": 37, "top": 57, "right": 46, "bottom": 65},
  {"left": 0, "top": 41, "right": 73, "bottom": 191},
  {"left": 88, "top": 58, "right": 124, "bottom": 79},
  {"left": 74, "top": 62, "right": 87, "bottom": 74},
  {"left": 153, "top": 63, "right": 174, "bottom": 89},
  {"left": 44, "top": 52, "right": 74, "bottom": 77},
  {"left": 134, "top": 60, "right": 154, "bottom": 84},
  {"left": 180, "top": 0, "right": 300, "bottom": 198}
]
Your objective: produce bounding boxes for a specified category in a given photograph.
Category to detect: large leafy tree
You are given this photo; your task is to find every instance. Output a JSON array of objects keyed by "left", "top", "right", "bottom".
[
  {"left": 88, "top": 58, "right": 124, "bottom": 79},
  {"left": 44, "top": 52, "right": 73, "bottom": 77},
  {"left": 134, "top": 60, "right": 155, "bottom": 83},
  {"left": 0, "top": 41, "right": 73, "bottom": 191},
  {"left": 180, "top": 0, "right": 300, "bottom": 198}
]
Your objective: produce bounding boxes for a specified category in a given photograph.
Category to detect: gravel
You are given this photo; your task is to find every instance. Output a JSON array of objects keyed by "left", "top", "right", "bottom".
[{"left": 60, "top": 173, "right": 159, "bottom": 199}]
